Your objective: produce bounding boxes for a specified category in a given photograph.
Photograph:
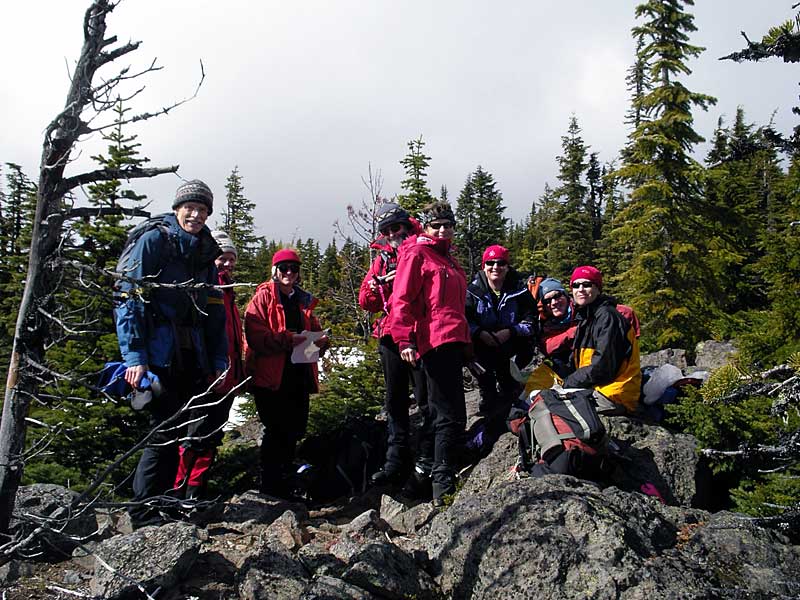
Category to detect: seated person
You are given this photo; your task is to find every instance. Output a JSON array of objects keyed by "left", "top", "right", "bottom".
[
  {"left": 562, "top": 266, "right": 641, "bottom": 415},
  {"left": 536, "top": 277, "right": 576, "bottom": 379},
  {"left": 466, "top": 245, "right": 536, "bottom": 427}
]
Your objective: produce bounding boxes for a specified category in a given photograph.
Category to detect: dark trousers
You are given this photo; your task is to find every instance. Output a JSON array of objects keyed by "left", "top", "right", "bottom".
[
  {"left": 378, "top": 337, "right": 434, "bottom": 472},
  {"left": 421, "top": 342, "right": 466, "bottom": 499},
  {"left": 131, "top": 361, "right": 205, "bottom": 519},
  {"left": 474, "top": 341, "right": 523, "bottom": 437},
  {"left": 252, "top": 362, "right": 310, "bottom": 496}
]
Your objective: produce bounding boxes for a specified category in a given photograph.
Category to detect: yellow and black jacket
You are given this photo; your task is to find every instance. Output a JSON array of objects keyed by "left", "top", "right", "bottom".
[{"left": 563, "top": 296, "right": 641, "bottom": 412}]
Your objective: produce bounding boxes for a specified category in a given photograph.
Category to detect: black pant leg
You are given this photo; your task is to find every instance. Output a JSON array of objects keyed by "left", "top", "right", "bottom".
[
  {"left": 422, "top": 343, "right": 466, "bottom": 499},
  {"left": 379, "top": 338, "right": 412, "bottom": 471}
]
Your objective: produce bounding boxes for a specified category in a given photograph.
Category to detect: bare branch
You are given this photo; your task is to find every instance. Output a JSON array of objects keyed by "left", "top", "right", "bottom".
[{"left": 59, "top": 165, "right": 178, "bottom": 196}]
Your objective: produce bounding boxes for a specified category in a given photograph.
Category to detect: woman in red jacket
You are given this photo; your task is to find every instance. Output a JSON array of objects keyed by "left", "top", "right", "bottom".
[
  {"left": 389, "top": 202, "right": 470, "bottom": 505},
  {"left": 244, "top": 248, "right": 328, "bottom": 499}
]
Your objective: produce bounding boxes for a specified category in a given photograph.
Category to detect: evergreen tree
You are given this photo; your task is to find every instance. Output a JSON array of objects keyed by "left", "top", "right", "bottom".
[
  {"left": 397, "top": 136, "right": 433, "bottom": 218},
  {"left": 455, "top": 166, "right": 507, "bottom": 275},
  {"left": 0, "top": 164, "right": 37, "bottom": 373},
  {"left": 548, "top": 116, "right": 593, "bottom": 280},
  {"left": 703, "top": 109, "right": 782, "bottom": 316},
  {"left": 220, "top": 166, "right": 259, "bottom": 285},
  {"left": 612, "top": 0, "right": 717, "bottom": 349},
  {"left": 23, "top": 102, "right": 151, "bottom": 492}
]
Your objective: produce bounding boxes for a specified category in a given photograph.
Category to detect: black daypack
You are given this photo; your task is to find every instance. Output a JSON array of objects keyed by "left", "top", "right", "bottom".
[{"left": 113, "top": 213, "right": 175, "bottom": 301}]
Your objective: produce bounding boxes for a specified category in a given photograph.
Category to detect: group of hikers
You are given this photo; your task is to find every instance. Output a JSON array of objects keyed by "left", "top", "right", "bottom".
[
  {"left": 359, "top": 202, "right": 641, "bottom": 506},
  {"left": 113, "top": 180, "right": 642, "bottom": 526}
]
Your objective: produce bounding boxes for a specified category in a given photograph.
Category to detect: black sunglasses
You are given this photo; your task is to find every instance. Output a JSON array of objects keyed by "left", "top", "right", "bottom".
[
  {"left": 571, "top": 281, "right": 594, "bottom": 290},
  {"left": 543, "top": 291, "right": 566, "bottom": 305},
  {"left": 277, "top": 262, "right": 300, "bottom": 274},
  {"left": 484, "top": 260, "right": 508, "bottom": 267},
  {"left": 380, "top": 223, "right": 405, "bottom": 236}
]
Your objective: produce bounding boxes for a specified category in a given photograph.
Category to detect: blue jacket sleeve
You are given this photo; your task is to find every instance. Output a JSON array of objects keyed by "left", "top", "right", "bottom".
[{"left": 114, "top": 230, "right": 165, "bottom": 367}]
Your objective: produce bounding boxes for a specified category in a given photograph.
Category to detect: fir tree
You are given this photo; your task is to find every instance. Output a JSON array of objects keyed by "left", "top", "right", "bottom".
[
  {"left": 455, "top": 166, "right": 507, "bottom": 275},
  {"left": 612, "top": 0, "right": 717, "bottom": 349},
  {"left": 397, "top": 136, "right": 433, "bottom": 218},
  {"left": 220, "top": 166, "right": 259, "bottom": 284},
  {"left": 22, "top": 102, "right": 152, "bottom": 492},
  {"left": 0, "top": 164, "right": 37, "bottom": 372},
  {"left": 548, "top": 116, "right": 593, "bottom": 279}
]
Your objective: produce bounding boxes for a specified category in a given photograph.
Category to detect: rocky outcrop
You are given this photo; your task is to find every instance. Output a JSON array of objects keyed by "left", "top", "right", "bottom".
[
  {"left": 89, "top": 521, "right": 202, "bottom": 599},
  {"left": 694, "top": 339, "right": 738, "bottom": 371},
  {"left": 3, "top": 364, "right": 798, "bottom": 600},
  {"left": 10, "top": 484, "right": 98, "bottom": 558},
  {"left": 424, "top": 476, "right": 799, "bottom": 599}
]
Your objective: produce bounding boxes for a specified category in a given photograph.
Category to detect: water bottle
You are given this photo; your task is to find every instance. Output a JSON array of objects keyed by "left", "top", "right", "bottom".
[{"left": 130, "top": 373, "right": 162, "bottom": 411}]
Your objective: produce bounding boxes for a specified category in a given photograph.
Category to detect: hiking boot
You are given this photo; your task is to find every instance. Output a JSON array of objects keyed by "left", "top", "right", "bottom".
[
  {"left": 179, "top": 485, "right": 201, "bottom": 510},
  {"left": 401, "top": 467, "right": 432, "bottom": 501},
  {"left": 370, "top": 466, "right": 406, "bottom": 486}
]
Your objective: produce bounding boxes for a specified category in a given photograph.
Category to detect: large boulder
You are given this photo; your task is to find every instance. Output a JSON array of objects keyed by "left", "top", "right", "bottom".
[
  {"left": 640, "top": 348, "right": 689, "bottom": 370},
  {"left": 11, "top": 484, "right": 98, "bottom": 558},
  {"left": 422, "top": 476, "right": 800, "bottom": 599},
  {"left": 694, "top": 340, "right": 737, "bottom": 371},
  {"left": 343, "top": 542, "right": 440, "bottom": 600},
  {"left": 89, "top": 521, "right": 202, "bottom": 599},
  {"left": 604, "top": 417, "right": 705, "bottom": 507},
  {"left": 236, "top": 537, "right": 310, "bottom": 600}
]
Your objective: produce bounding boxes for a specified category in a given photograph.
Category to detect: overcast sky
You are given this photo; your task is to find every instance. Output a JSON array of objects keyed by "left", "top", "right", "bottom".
[{"left": 1, "top": 1, "right": 797, "bottom": 245}]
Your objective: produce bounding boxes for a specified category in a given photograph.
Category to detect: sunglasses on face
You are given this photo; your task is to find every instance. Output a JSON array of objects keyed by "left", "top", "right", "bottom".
[
  {"left": 380, "top": 223, "right": 405, "bottom": 236},
  {"left": 571, "top": 281, "right": 594, "bottom": 290},
  {"left": 428, "top": 221, "right": 454, "bottom": 230},
  {"left": 277, "top": 263, "right": 300, "bottom": 274},
  {"left": 543, "top": 291, "right": 566, "bottom": 305},
  {"left": 484, "top": 260, "right": 508, "bottom": 268}
]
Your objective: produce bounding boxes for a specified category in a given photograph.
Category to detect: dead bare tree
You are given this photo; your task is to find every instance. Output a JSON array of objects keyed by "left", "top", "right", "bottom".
[{"left": 0, "top": 0, "right": 203, "bottom": 534}]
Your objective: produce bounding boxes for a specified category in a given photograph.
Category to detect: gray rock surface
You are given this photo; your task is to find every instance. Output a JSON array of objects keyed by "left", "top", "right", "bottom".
[
  {"left": 640, "top": 347, "right": 689, "bottom": 370},
  {"left": 380, "top": 494, "right": 437, "bottom": 535},
  {"left": 423, "top": 476, "right": 799, "bottom": 599},
  {"left": 11, "top": 484, "right": 97, "bottom": 557},
  {"left": 694, "top": 339, "right": 738, "bottom": 371},
  {"left": 343, "top": 542, "right": 440, "bottom": 600},
  {"left": 604, "top": 416, "right": 703, "bottom": 507},
  {"left": 89, "top": 521, "right": 202, "bottom": 599},
  {"left": 237, "top": 537, "right": 311, "bottom": 600},
  {"left": 300, "top": 575, "right": 379, "bottom": 599}
]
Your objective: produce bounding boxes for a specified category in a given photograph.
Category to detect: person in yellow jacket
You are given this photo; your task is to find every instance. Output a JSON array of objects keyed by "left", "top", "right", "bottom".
[{"left": 562, "top": 265, "right": 641, "bottom": 414}]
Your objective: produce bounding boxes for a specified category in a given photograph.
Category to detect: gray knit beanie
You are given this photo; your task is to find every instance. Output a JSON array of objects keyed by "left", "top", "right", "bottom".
[
  {"left": 211, "top": 230, "right": 237, "bottom": 257},
  {"left": 173, "top": 179, "right": 214, "bottom": 215}
]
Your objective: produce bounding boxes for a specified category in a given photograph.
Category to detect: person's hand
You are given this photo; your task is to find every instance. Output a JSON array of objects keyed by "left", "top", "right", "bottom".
[
  {"left": 124, "top": 364, "right": 148, "bottom": 388},
  {"left": 383, "top": 270, "right": 396, "bottom": 283},
  {"left": 292, "top": 334, "right": 307, "bottom": 346},
  {"left": 479, "top": 331, "right": 497, "bottom": 347},
  {"left": 211, "top": 368, "right": 226, "bottom": 391},
  {"left": 494, "top": 329, "right": 512, "bottom": 345},
  {"left": 400, "top": 347, "right": 417, "bottom": 366},
  {"left": 314, "top": 335, "right": 330, "bottom": 349}
]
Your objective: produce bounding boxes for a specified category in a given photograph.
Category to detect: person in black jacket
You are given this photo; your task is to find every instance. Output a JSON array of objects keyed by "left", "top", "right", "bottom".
[
  {"left": 465, "top": 245, "right": 536, "bottom": 433},
  {"left": 563, "top": 265, "right": 642, "bottom": 415}
]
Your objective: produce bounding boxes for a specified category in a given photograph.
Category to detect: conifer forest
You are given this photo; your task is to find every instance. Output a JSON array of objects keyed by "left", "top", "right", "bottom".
[{"left": 0, "top": 0, "right": 799, "bottom": 560}]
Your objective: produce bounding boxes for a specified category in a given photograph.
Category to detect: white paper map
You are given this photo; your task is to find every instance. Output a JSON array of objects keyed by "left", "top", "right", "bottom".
[{"left": 291, "top": 330, "right": 326, "bottom": 364}]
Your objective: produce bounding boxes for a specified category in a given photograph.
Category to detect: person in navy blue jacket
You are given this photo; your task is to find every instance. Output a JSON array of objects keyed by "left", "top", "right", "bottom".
[
  {"left": 114, "top": 179, "right": 227, "bottom": 526},
  {"left": 465, "top": 245, "right": 536, "bottom": 432}
]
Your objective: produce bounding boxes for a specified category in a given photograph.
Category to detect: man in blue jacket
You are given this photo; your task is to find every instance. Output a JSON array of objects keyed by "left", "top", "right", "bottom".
[{"left": 115, "top": 179, "right": 227, "bottom": 525}]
